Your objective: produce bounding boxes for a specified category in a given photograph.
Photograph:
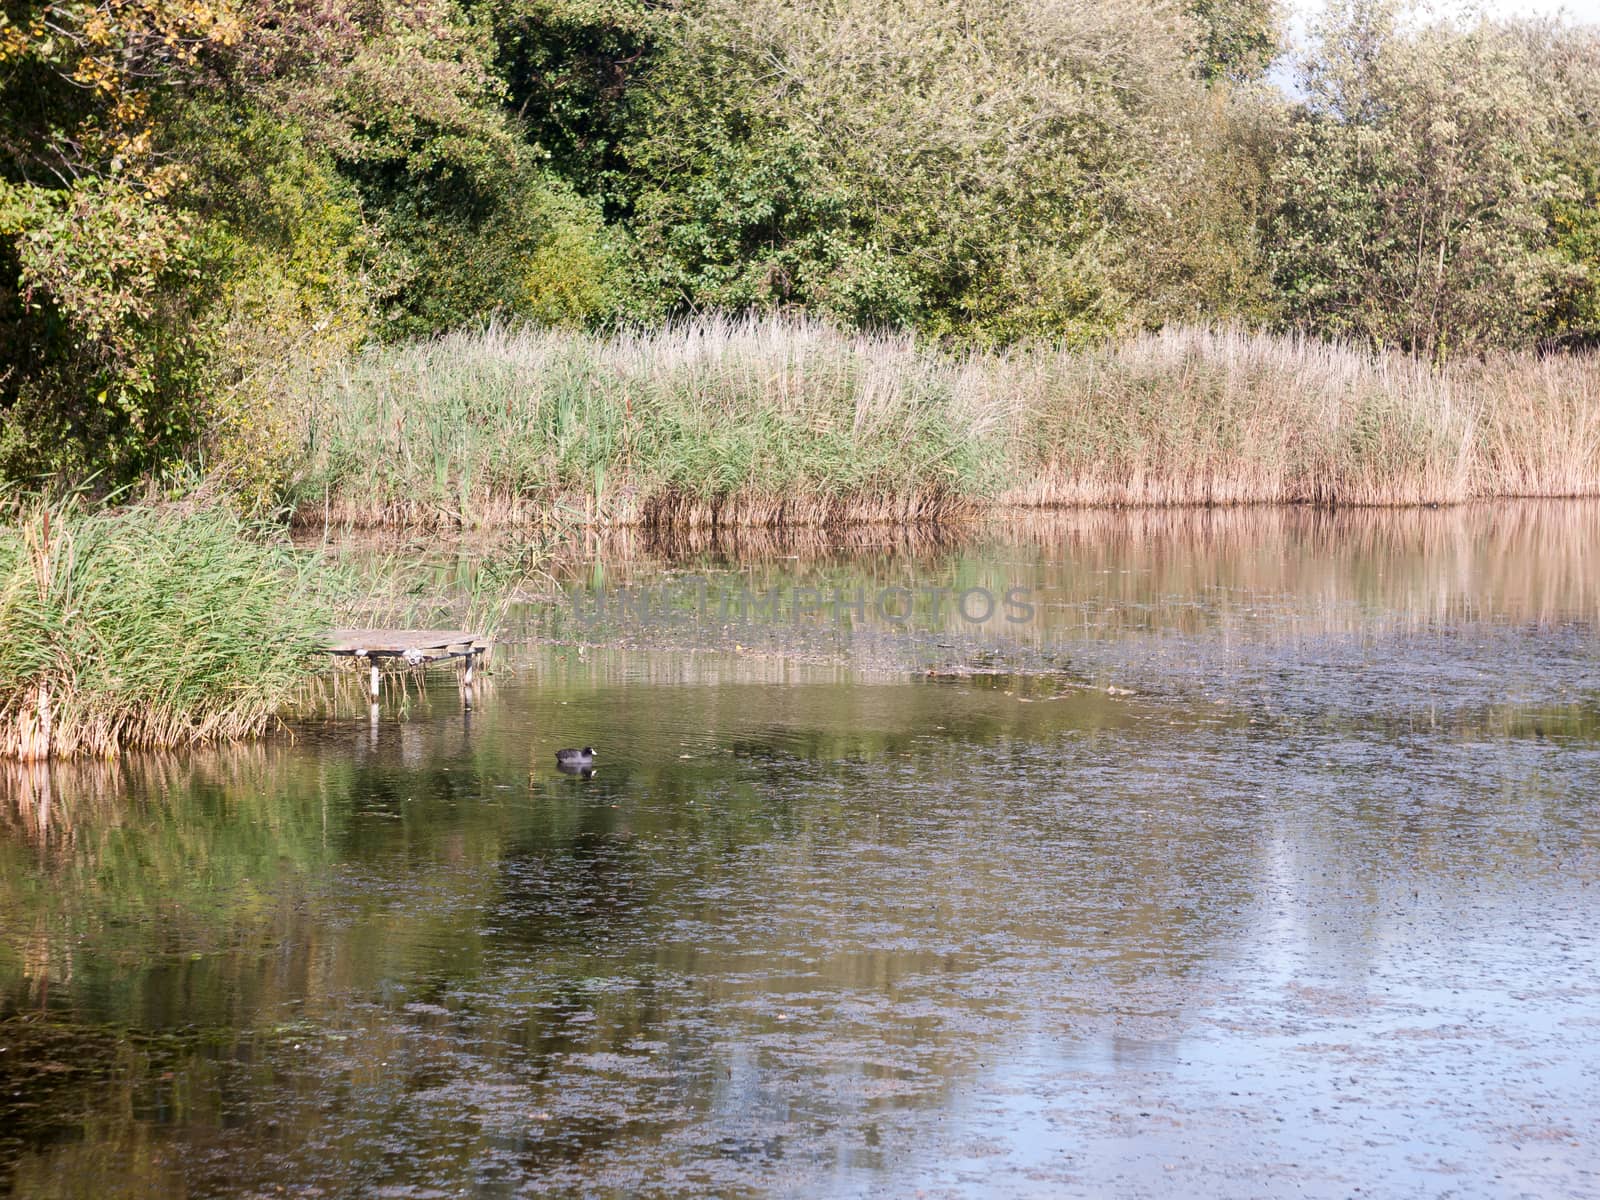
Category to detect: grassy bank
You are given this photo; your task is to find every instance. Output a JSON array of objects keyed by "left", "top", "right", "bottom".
[
  {"left": 283, "top": 318, "right": 1600, "bottom": 528},
  {"left": 0, "top": 501, "right": 330, "bottom": 759}
]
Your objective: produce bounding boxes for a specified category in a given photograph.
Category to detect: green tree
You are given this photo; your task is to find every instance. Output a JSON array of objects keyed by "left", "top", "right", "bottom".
[
  {"left": 0, "top": 0, "right": 626, "bottom": 488},
  {"left": 471, "top": 0, "right": 659, "bottom": 198},
  {"left": 1185, "top": 0, "right": 1280, "bottom": 82},
  {"left": 0, "top": 0, "right": 241, "bottom": 481},
  {"left": 1524, "top": 20, "right": 1600, "bottom": 345},
  {"left": 620, "top": 0, "right": 1272, "bottom": 344},
  {"left": 223, "top": 0, "right": 619, "bottom": 337},
  {"left": 1268, "top": 0, "right": 1572, "bottom": 358},
  {"left": 1546, "top": 157, "right": 1600, "bottom": 344}
]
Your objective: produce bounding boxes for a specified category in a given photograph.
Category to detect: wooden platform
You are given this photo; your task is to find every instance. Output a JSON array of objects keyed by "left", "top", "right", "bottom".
[
  {"left": 324, "top": 629, "right": 489, "bottom": 662},
  {"left": 323, "top": 629, "right": 490, "bottom": 702}
]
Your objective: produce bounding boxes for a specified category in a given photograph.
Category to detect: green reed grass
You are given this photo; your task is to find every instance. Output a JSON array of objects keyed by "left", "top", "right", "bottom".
[
  {"left": 281, "top": 317, "right": 1600, "bottom": 525},
  {"left": 0, "top": 499, "right": 331, "bottom": 759},
  {"left": 289, "top": 317, "right": 1001, "bottom": 527}
]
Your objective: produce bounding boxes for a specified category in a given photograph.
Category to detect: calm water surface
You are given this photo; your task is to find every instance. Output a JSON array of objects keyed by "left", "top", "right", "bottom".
[{"left": 3, "top": 506, "right": 1599, "bottom": 1198}]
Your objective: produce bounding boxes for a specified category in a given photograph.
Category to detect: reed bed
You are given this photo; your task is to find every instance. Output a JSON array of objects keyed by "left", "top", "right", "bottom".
[
  {"left": 0, "top": 500, "right": 331, "bottom": 760},
  {"left": 288, "top": 317, "right": 1002, "bottom": 529},
  {"left": 1003, "top": 329, "right": 1471, "bottom": 506},
  {"left": 282, "top": 318, "right": 1600, "bottom": 527}
]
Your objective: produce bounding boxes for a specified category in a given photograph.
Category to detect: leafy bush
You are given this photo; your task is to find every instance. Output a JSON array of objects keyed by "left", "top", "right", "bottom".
[
  {"left": 0, "top": 178, "right": 212, "bottom": 483},
  {"left": 0, "top": 0, "right": 237, "bottom": 483},
  {"left": 1268, "top": 0, "right": 1592, "bottom": 358},
  {"left": 618, "top": 0, "right": 1273, "bottom": 344},
  {"left": 1185, "top": 0, "right": 1280, "bottom": 82},
  {"left": 472, "top": 0, "right": 660, "bottom": 192},
  {"left": 0, "top": 0, "right": 629, "bottom": 491}
]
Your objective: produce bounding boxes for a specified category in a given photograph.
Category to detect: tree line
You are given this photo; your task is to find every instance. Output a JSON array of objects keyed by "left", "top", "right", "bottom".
[{"left": 2, "top": 0, "right": 1598, "bottom": 485}]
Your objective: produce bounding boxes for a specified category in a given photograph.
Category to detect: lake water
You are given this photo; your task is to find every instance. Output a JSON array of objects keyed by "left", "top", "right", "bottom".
[{"left": 3, "top": 505, "right": 1599, "bottom": 1198}]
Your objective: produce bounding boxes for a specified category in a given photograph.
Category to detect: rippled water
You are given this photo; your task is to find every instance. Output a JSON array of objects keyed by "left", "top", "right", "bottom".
[{"left": 3, "top": 505, "right": 1599, "bottom": 1198}]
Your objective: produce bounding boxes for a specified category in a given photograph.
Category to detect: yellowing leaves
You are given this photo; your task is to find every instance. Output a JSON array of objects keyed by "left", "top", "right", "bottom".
[{"left": 9, "top": 1, "right": 245, "bottom": 179}]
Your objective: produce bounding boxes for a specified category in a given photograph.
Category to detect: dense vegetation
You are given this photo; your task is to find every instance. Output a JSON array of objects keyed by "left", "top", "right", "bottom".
[
  {"left": 0, "top": 497, "right": 329, "bottom": 757},
  {"left": 0, "top": 0, "right": 1598, "bottom": 497},
  {"left": 290, "top": 317, "right": 1600, "bottom": 525}
]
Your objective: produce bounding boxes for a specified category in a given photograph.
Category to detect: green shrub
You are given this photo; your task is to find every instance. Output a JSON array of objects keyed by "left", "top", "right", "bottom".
[
  {"left": 0, "top": 178, "right": 214, "bottom": 485},
  {"left": 471, "top": 0, "right": 661, "bottom": 192},
  {"left": 1268, "top": 0, "right": 1592, "bottom": 358},
  {"left": 618, "top": 0, "right": 1272, "bottom": 344},
  {"left": 1185, "top": 0, "right": 1281, "bottom": 82},
  {"left": 0, "top": 497, "right": 331, "bottom": 759}
]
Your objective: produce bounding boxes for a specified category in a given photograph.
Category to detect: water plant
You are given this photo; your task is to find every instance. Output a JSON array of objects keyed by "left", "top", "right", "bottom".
[
  {"left": 289, "top": 316, "right": 1001, "bottom": 527},
  {"left": 283, "top": 316, "right": 1600, "bottom": 526},
  {"left": 0, "top": 497, "right": 331, "bottom": 759}
]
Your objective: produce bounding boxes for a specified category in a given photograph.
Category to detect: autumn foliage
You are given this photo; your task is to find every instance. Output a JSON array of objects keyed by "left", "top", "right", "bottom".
[{"left": 0, "top": 0, "right": 1597, "bottom": 493}]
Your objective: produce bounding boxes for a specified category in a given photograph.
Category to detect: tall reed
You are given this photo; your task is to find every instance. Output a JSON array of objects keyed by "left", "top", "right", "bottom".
[
  {"left": 290, "top": 317, "right": 1001, "bottom": 527},
  {"left": 282, "top": 317, "right": 1600, "bottom": 527},
  {"left": 0, "top": 499, "right": 330, "bottom": 759}
]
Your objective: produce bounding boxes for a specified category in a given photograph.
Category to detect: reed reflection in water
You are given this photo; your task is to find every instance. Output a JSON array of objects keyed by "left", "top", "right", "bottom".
[{"left": 4, "top": 503, "right": 1599, "bottom": 1198}]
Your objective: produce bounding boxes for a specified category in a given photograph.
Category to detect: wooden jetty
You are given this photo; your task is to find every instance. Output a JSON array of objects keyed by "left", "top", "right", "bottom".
[{"left": 324, "top": 629, "right": 490, "bottom": 701}]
